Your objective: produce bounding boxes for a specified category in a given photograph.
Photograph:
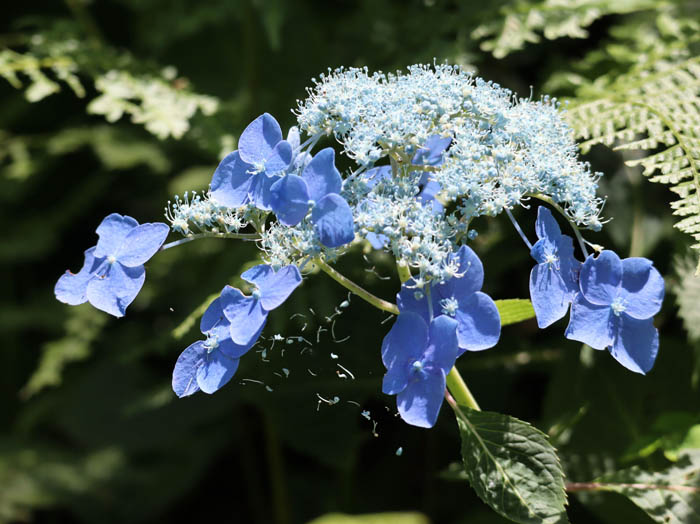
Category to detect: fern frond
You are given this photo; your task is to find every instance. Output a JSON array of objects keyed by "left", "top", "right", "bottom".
[
  {"left": 472, "top": 0, "right": 658, "bottom": 58},
  {"left": 566, "top": 57, "right": 700, "bottom": 272}
]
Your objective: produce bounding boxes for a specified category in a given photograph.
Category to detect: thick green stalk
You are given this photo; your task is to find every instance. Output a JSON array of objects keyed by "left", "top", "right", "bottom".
[
  {"left": 396, "top": 260, "right": 412, "bottom": 283},
  {"left": 446, "top": 367, "right": 480, "bottom": 411},
  {"left": 315, "top": 259, "right": 399, "bottom": 315},
  {"left": 159, "top": 231, "right": 260, "bottom": 251}
]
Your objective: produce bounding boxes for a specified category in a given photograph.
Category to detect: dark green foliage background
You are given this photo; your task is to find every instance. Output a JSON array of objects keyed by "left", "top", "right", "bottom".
[{"left": 1, "top": 1, "right": 698, "bottom": 523}]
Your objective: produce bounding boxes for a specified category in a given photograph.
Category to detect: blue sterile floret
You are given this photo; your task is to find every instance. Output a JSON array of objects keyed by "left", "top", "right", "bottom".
[
  {"left": 529, "top": 207, "right": 581, "bottom": 328},
  {"left": 565, "top": 250, "right": 664, "bottom": 374},
  {"left": 381, "top": 312, "right": 459, "bottom": 428},
  {"left": 220, "top": 264, "right": 302, "bottom": 345},
  {"left": 269, "top": 147, "right": 355, "bottom": 248},
  {"left": 55, "top": 213, "right": 169, "bottom": 317},
  {"left": 172, "top": 293, "right": 257, "bottom": 397},
  {"left": 210, "top": 113, "right": 293, "bottom": 210},
  {"left": 397, "top": 245, "right": 501, "bottom": 355},
  {"left": 384, "top": 246, "right": 500, "bottom": 428}
]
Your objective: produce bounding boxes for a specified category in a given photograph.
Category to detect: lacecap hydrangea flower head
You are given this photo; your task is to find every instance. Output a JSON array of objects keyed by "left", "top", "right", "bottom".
[{"left": 55, "top": 63, "right": 664, "bottom": 430}]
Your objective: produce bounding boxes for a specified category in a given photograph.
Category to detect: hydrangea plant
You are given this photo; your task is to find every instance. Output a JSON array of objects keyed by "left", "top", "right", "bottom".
[{"left": 54, "top": 64, "right": 665, "bottom": 523}]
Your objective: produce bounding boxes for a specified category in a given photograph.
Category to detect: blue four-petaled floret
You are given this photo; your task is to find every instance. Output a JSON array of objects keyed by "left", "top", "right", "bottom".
[
  {"left": 565, "top": 250, "right": 664, "bottom": 374},
  {"left": 529, "top": 206, "right": 581, "bottom": 328},
  {"left": 55, "top": 213, "right": 169, "bottom": 317}
]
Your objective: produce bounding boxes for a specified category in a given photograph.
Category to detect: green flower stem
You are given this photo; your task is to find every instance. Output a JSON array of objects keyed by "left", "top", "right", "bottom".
[
  {"left": 396, "top": 260, "right": 412, "bottom": 283},
  {"left": 446, "top": 367, "right": 481, "bottom": 411},
  {"left": 315, "top": 258, "right": 399, "bottom": 315},
  {"left": 159, "top": 231, "right": 260, "bottom": 251},
  {"left": 529, "top": 193, "right": 589, "bottom": 258}
]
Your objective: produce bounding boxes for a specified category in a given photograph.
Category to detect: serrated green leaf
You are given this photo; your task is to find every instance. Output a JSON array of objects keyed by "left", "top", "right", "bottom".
[
  {"left": 495, "top": 299, "right": 536, "bottom": 326},
  {"left": 455, "top": 404, "right": 569, "bottom": 524},
  {"left": 594, "top": 450, "right": 700, "bottom": 524}
]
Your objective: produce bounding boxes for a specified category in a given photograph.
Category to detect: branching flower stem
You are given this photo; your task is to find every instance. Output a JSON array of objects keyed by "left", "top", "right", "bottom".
[
  {"left": 505, "top": 208, "right": 533, "bottom": 250},
  {"left": 315, "top": 258, "right": 399, "bottom": 315},
  {"left": 159, "top": 232, "right": 260, "bottom": 251},
  {"left": 446, "top": 368, "right": 481, "bottom": 411},
  {"left": 529, "top": 193, "right": 589, "bottom": 258}
]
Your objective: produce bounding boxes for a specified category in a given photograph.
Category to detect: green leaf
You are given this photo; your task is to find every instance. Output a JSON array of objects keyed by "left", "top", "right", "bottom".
[
  {"left": 455, "top": 404, "right": 569, "bottom": 524},
  {"left": 305, "top": 513, "right": 429, "bottom": 524},
  {"left": 495, "top": 299, "right": 536, "bottom": 326},
  {"left": 593, "top": 450, "right": 700, "bottom": 524}
]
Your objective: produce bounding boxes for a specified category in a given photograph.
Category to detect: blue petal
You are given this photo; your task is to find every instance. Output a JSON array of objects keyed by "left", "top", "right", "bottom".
[
  {"left": 218, "top": 334, "right": 258, "bottom": 359},
  {"left": 116, "top": 223, "right": 169, "bottom": 267},
  {"left": 93, "top": 213, "right": 138, "bottom": 259},
  {"left": 396, "top": 369, "right": 446, "bottom": 428},
  {"left": 441, "top": 245, "right": 484, "bottom": 297},
  {"left": 196, "top": 350, "right": 239, "bottom": 394},
  {"left": 580, "top": 251, "right": 622, "bottom": 306},
  {"left": 210, "top": 151, "right": 253, "bottom": 207},
  {"left": 287, "top": 126, "right": 300, "bottom": 150},
  {"left": 423, "top": 315, "right": 459, "bottom": 373},
  {"left": 200, "top": 298, "right": 256, "bottom": 359},
  {"left": 55, "top": 247, "right": 99, "bottom": 306},
  {"left": 412, "top": 135, "right": 451, "bottom": 165},
  {"left": 366, "top": 232, "right": 389, "bottom": 249},
  {"left": 311, "top": 194, "right": 355, "bottom": 248},
  {"left": 383, "top": 362, "right": 410, "bottom": 396},
  {"left": 302, "top": 148, "right": 342, "bottom": 202},
  {"left": 249, "top": 172, "right": 280, "bottom": 211},
  {"left": 565, "top": 294, "right": 615, "bottom": 350},
  {"left": 172, "top": 341, "right": 207, "bottom": 397},
  {"left": 556, "top": 236, "right": 581, "bottom": 292},
  {"left": 529, "top": 263, "right": 572, "bottom": 328},
  {"left": 200, "top": 297, "right": 226, "bottom": 333},
  {"left": 242, "top": 264, "right": 302, "bottom": 311},
  {"left": 362, "top": 166, "right": 392, "bottom": 189},
  {"left": 418, "top": 179, "right": 443, "bottom": 214},
  {"left": 619, "top": 258, "right": 664, "bottom": 319},
  {"left": 86, "top": 261, "right": 145, "bottom": 317},
  {"left": 396, "top": 280, "right": 431, "bottom": 323},
  {"left": 611, "top": 315, "right": 659, "bottom": 374},
  {"left": 534, "top": 206, "right": 562, "bottom": 241},
  {"left": 381, "top": 312, "right": 428, "bottom": 372},
  {"left": 293, "top": 151, "right": 313, "bottom": 170},
  {"left": 265, "top": 140, "right": 293, "bottom": 173},
  {"left": 530, "top": 239, "right": 555, "bottom": 265},
  {"left": 220, "top": 286, "right": 268, "bottom": 345},
  {"left": 238, "top": 113, "right": 283, "bottom": 165},
  {"left": 453, "top": 292, "right": 501, "bottom": 354},
  {"left": 269, "top": 174, "right": 310, "bottom": 226}
]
